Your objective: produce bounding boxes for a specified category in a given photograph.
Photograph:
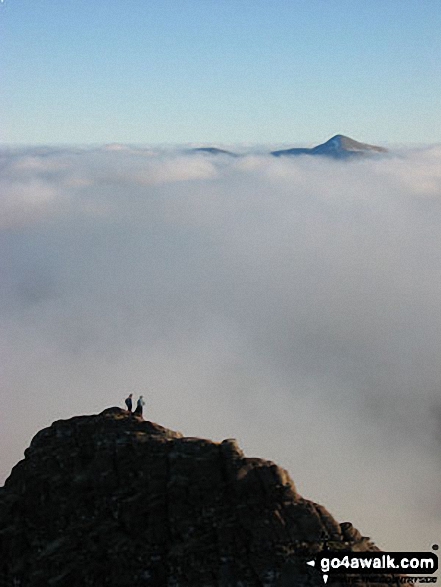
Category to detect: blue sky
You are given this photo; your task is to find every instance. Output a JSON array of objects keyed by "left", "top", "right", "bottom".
[{"left": 2, "top": 0, "right": 441, "bottom": 144}]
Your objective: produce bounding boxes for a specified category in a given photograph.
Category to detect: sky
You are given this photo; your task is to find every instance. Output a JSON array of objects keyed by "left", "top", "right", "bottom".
[
  {"left": 1, "top": 0, "right": 441, "bottom": 145},
  {"left": 1, "top": 0, "right": 441, "bottom": 569}
]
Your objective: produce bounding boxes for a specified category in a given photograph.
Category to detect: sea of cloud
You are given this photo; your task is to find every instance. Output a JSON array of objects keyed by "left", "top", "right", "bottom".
[{"left": 1, "top": 144, "right": 440, "bottom": 552}]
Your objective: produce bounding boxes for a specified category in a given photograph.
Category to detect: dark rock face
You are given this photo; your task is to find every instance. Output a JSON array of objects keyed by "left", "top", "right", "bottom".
[{"left": 0, "top": 408, "right": 390, "bottom": 586}]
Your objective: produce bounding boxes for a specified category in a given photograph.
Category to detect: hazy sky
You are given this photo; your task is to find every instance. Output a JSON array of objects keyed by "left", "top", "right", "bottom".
[
  {"left": 1, "top": 146, "right": 440, "bottom": 557},
  {"left": 2, "top": 0, "right": 441, "bottom": 144}
]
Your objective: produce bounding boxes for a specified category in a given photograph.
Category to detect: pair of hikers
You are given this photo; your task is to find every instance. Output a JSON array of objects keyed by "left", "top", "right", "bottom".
[{"left": 125, "top": 393, "right": 145, "bottom": 417}]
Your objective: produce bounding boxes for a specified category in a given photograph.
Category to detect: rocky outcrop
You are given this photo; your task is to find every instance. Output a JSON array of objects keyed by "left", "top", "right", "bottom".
[{"left": 0, "top": 407, "right": 390, "bottom": 586}]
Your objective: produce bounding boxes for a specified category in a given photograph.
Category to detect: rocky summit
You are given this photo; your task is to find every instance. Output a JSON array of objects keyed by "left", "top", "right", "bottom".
[{"left": 0, "top": 408, "right": 393, "bottom": 586}]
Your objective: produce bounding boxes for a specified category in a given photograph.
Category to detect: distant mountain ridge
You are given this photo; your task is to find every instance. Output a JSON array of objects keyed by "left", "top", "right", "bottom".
[
  {"left": 189, "top": 147, "right": 239, "bottom": 157},
  {"left": 186, "top": 135, "right": 388, "bottom": 159}
]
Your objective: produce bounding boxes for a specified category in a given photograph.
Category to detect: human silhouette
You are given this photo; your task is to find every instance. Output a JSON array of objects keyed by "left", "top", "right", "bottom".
[
  {"left": 134, "top": 395, "right": 145, "bottom": 417},
  {"left": 124, "top": 393, "right": 133, "bottom": 412}
]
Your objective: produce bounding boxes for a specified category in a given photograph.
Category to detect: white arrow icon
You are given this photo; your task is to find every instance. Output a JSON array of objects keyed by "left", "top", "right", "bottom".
[{"left": 306, "top": 560, "right": 315, "bottom": 567}]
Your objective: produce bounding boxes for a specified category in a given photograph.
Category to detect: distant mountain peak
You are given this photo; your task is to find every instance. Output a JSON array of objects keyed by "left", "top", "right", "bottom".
[
  {"left": 187, "top": 147, "right": 239, "bottom": 157},
  {"left": 316, "top": 134, "right": 386, "bottom": 152},
  {"left": 272, "top": 135, "right": 387, "bottom": 159}
]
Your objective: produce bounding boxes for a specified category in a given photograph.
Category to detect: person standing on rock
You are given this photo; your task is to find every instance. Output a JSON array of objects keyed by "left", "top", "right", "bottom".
[
  {"left": 134, "top": 395, "right": 145, "bottom": 417},
  {"left": 124, "top": 393, "right": 133, "bottom": 412}
]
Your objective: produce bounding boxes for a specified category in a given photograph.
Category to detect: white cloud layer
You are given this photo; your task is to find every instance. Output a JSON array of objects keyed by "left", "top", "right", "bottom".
[{"left": 1, "top": 145, "right": 440, "bottom": 552}]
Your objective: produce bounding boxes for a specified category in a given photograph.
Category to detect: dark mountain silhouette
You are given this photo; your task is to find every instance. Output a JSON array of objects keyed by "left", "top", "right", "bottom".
[
  {"left": 188, "top": 147, "right": 239, "bottom": 157},
  {"left": 182, "top": 137, "right": 388, "bottom": 159},
  {"left": 271, "top": 135, "right": 388, "bottom": 159},
  {"left": 0, "top": 408, "right": 397, "bottom": 586}
]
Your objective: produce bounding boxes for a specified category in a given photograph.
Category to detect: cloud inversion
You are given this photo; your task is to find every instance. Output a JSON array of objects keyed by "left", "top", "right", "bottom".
[{"left": 1, "top": 145, "right": 440, "bottom": 552}]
